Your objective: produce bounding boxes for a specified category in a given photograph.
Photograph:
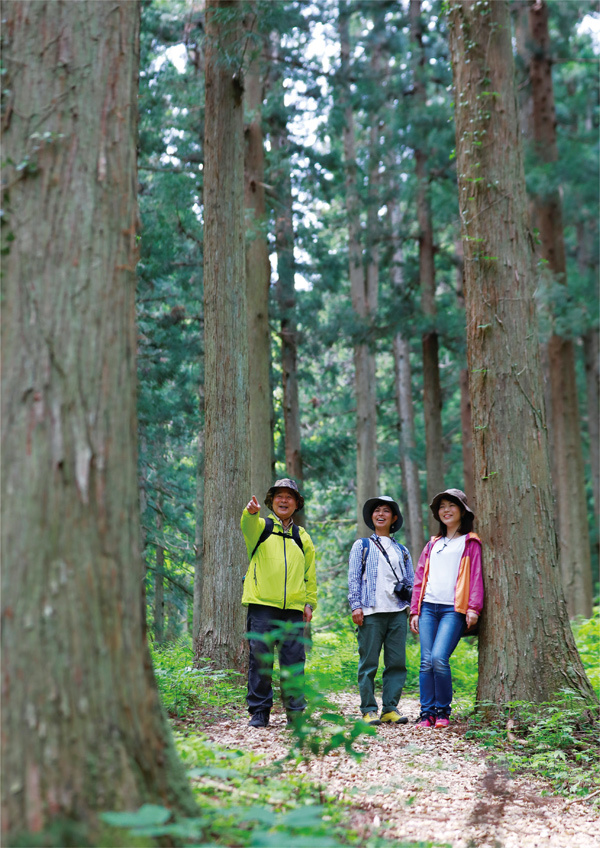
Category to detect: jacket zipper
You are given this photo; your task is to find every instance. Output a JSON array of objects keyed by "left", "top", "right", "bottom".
[{"left": 283, "top": 531, "right": 288, "bottom": 609}]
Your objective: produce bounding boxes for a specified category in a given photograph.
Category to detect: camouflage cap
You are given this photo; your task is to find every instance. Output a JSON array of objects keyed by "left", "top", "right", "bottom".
[{"left": 265, "top": 478, "right": 305, "bottom": 512}]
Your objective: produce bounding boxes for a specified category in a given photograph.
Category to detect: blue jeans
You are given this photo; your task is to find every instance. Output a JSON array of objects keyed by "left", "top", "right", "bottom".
[{"left": 418, "top": 602, "right": 466, "bottom": 717}]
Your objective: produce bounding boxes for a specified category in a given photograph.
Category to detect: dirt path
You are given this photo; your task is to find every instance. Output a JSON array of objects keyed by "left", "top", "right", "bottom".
[{"left": 202, "top": 693, "right": 600, "bottom": 848}]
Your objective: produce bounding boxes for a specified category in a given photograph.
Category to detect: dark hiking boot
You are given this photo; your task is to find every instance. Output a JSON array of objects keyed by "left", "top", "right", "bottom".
[{"left": 248, "top": 710, "right": 270, "bottom": 728}]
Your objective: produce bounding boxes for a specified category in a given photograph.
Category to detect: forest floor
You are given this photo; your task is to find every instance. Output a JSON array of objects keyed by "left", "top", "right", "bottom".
[{"left": 192, "top": 692, "right": 600, "bottom": 848}]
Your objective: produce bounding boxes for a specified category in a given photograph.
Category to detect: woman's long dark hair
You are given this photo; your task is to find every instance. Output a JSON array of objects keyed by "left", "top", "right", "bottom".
[{"left": 435, "top": 498, "right": 474, "bottom": 536}]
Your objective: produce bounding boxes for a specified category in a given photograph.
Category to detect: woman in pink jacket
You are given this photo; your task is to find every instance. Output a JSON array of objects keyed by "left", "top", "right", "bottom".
[{"left": 409, "top": 489, "right": 484, "bottom": 728}]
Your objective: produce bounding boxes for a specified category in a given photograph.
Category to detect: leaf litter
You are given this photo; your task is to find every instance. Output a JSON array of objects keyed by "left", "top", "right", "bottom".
[{"left": 195, "top": 692, "right": 600, "bottom": 848}]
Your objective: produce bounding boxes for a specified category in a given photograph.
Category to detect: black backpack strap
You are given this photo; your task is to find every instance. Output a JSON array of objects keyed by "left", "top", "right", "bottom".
[
  {"left": 360, "top": 537, "right": 370, "bottom": 577},
  {"left": 249, "top": 518, "right": 305, "bottom": 560},
  {"left": 291, "top": 523, "right": 304, "bottom": 555},
  {"left": 250, "top": 518, "right": 274, "bottom": 560}
]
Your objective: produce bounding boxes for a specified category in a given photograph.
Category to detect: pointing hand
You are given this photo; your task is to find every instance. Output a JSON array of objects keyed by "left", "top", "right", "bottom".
[{"left": 247, "top": 495, "right": 260, "bottom": 515}]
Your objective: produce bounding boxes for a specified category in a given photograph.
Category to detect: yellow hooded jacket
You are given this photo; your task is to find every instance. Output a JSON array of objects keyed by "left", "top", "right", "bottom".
[{"left": 241, "top": 509, "right": 318, "bottom": 612}]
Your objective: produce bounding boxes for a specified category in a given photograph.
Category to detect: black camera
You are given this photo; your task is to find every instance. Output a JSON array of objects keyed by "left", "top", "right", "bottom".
[{"left": 393, "top": 580, "right": 413, "bottom": 602}]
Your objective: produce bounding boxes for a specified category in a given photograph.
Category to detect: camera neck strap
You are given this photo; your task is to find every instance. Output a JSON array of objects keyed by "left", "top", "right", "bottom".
[{"left": 371, "top": 536, "right": 402, "bottom": 583}]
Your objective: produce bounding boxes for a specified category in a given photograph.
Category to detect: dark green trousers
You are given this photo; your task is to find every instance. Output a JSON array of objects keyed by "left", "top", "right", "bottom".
[{"left": 356, "top": 610, "right": 408, "bottom": 714}]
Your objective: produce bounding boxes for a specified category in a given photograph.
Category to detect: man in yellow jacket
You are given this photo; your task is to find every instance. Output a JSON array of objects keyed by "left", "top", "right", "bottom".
[{"left": 241, "top": 479, "right": 317, "bottom": 728}]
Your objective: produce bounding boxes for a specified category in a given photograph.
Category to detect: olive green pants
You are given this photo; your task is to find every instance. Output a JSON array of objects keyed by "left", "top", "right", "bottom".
[{"left": 356, "top": 610, "right": 408, "bottom": 714}]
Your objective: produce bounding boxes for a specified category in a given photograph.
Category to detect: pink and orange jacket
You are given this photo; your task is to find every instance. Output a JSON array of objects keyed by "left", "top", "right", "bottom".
[{"left": 409, "top": 532, "right": 484, "bottom": 617}]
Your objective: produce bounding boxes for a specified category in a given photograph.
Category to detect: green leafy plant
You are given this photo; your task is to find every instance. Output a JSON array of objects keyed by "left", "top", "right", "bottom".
[{"left": 151, "top": 636, "right": 244, "bottom": 717}]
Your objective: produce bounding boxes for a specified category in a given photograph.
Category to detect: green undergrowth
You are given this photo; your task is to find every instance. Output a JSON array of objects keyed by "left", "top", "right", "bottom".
[
  {"left": 463, "top": 691, "right": 599, "bottom": 804},
  {"left": 151, "top": 637, "right": 245, "bottom": 717},
  {"left": 101, "top": 732, "right": 447, "bottom": 848},
  {"left": 145, "top": 608, "right": 599, "bottom": 846},
  {"left": 458, "top": 608, "right": 600, "bottom": 804}
]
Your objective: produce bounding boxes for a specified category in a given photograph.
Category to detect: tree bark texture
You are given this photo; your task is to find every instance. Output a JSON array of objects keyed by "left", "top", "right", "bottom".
[
  {"left": 268, "top": 38, "right": 304, "bottom": 506},
  {"left": 390, "top": 203, "right": 425, "bottom": 556},
  {"left": 410, "top": 0, "right": 445, "bottom": 526},
  {"left": 193, "top": 389, "right": 204, "bottom": 645},
  {"left": 527, "top": 0, "right": 592, "bottom": 618},
  {"left": 154, "top": 496, "right": 165, "bottom": 644},
  {"left": 272, "top": 126, "right": 304, "bottom": 491},
  {"left": 456, "top": 239, "right": 475, "bottom": 501},
  {"left": 244, "top": 42, "right": 274, "bottom": 509},
  {"left": 583, "top": 328, "right": 599, "bottom": 563},
  {"left": 197, "top": 0, "right": 250, "bottom": 671},
  {"left": 447, "top": 0, "right": 595, "bottom": 703},
  {"left": 339, "top": 2, "right": 378, "bottom": 536},
  {"left": 1, "top": 1, "right": 196, "bottom": 838}
]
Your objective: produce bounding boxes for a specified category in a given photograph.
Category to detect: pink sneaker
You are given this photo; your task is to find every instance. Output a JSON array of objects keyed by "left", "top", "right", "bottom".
[
  {"left": 416, "top": 715, "right": 435, "bottom": 728},
  {"left": 434, "top": 717, "right": 450, "bottom": 728}
]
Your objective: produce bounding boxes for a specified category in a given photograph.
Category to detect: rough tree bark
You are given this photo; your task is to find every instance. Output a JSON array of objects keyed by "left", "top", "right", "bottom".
[
  {"left": 1, "top": 1, "right": 195, "bottom": 839},
  {"left": 447, "top": 0, "right": 595, "bottom": 703},
  {"left": 154, "top": 494, "right": 165, "bottom": 644},
  {"left": 410, "top": 0, "right": 445, "bottom": 528},
  {"left": 526, "top": 0, "right": 592, "bottom": 618},
  {"left": 244, "top": 29, "right": 274, "bottom": 508},
  {"left": 390, "top": 202, "right": 425, "bottom": 556},
  {"left": 268, "top": 35, "right": 304, "bottom": 511},
  {"left": 195, "top": 0, "right": 250, "bottom": 671},
  {"left": 455, "top": 240, "right": 475, "bottom": 501},
  {"left": 339, "top": 2, "right": 378, "bottom": 536}
]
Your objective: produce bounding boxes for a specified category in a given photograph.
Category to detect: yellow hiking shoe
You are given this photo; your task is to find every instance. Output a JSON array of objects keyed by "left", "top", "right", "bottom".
[
  {"left": 380, "top": 710, "right": 408, "bottom": 724},
  {"left": 361, "top": 711, "right": 381, "bottom": 726}
]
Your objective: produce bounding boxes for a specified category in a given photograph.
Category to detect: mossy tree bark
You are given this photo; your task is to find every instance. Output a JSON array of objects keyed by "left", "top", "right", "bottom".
[
  {"left": 1, "top": 1, "right": 196, "bottom": 839},
  {"left": 447, "top": 0, "right": 595, "bottom": 703},
  {"left": 195, "top": 0, "right": 250, "bottom": 671}
]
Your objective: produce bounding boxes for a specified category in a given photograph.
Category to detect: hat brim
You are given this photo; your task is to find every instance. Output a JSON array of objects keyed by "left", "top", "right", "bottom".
[
  {"left": 363, "top": 497, "right": 403, "bottom": 533},
  {"left": 265, "top": 487, "right": 305, "bottom": 512},
  {"left": 429, "top": 490, "right": 474, "bottom": 519}
]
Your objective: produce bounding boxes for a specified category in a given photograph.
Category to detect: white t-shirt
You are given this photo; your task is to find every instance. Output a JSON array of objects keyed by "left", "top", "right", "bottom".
[
  {"left": 363, "top": 537, "right": 405, "bottom": 615},
  {"left": 423, "top": 534, "right": 467, "bottom": 606}
]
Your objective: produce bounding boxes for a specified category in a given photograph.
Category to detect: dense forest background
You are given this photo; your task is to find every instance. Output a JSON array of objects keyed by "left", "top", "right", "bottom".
[
  {"left": 3, "top": 0, "right": 599, "bottom": 842},
  {"left": 137, "top": 0, "right": 599, "bottom": 641}
]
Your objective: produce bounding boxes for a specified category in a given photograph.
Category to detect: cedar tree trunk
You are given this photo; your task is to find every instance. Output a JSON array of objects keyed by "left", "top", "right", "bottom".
[
  {"left": 1, "top": 1, "right": 195, "bottom": 839},
  {"left": 527, "top": 0, "right": 592, "bottom": 618},
  {"left": 410, "top": 0, "right": 445, "bottom": 526},
  {"left": 339, "top": 2, "right": 378, "bottom": 535},
  {"left": 196, "top": 0, "right": 250, "bottom": 671},
  {"left": 447, "top": 0, "right": 595, "bottom": 703},
  {"left": 244, "top": 37, "right": 274, "bottom": 508}
]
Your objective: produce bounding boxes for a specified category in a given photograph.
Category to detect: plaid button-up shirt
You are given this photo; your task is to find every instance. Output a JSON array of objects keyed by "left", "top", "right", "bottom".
[{"left": 348, "top": 534, "right": 414, "bottom": 612}]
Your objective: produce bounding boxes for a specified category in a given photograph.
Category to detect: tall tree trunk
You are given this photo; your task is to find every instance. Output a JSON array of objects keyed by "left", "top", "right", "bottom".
[
  {"left": 390, "top": 202, "right": 424, "bottom": 555},
  {"left": 268, "top": 39, "right": 304, "bottom": 509},
  {"left": 339, "top": 2, "right": 378, "bottom": 535},
  {"left": 410, "top": 0, "right": 445, "bottom": 527},
  {"left": 195, "top": 0, "right": 250, "bottom": 671},
  {"left": 193, "top": 390, "right": 204, "bottom": 645},
  {"left": 583, "top": 328, "right": 599, "bottom": 561},
  {"left": 455, "top": 239, "right": 475, "bottom": 500},
  {"left": 1, "top": 1, "right": 195, "bottom": 838},
  {"left": 244, "top": 34, "right": 273, "bottom": 509},
  {"left": 154, "top": 494, "right": 165, "bottom": 644},
  {"left": 448, "top": 0, "right": 595, "bottom": 703},
  {"left": 526, "top": 0, "right": 592, "bottom": 618}
]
